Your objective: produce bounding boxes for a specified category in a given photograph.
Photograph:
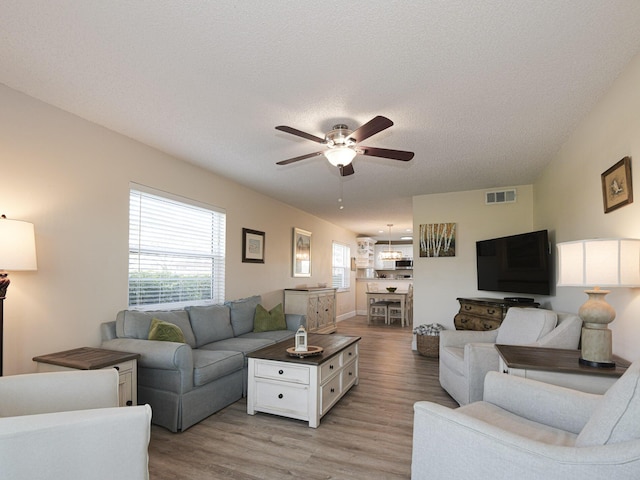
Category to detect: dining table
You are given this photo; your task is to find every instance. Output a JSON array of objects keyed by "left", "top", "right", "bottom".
[{"left": 366, "top": 290, "right": 409, "bottom": 327}]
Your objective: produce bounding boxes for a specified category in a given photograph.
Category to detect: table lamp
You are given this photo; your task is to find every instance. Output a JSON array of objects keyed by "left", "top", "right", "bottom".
[
  {"left": 0, "top": 215, "right": 38, "bottom": 375},
  {"left": 557, "top": 238, "right": 640, "bottom": 368}
]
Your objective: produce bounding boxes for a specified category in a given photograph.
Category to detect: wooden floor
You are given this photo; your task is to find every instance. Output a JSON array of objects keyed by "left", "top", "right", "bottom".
[{"left": 148, "top": 315, "right": 458, "bottom": 480}]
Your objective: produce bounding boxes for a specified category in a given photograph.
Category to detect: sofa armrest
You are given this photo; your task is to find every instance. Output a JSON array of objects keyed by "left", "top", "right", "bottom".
[
  {"left": 101, "top": 338, "right": 194, "bottom": 372},
  {"left": 0, "top": 405, "right": 151, "bottom": 480},
  {"left": 483, "top": 371, "right": 602, "bottom": 434},
  {"left": 440, "top": 329, "right": 498, "bottom": 348},
  {"left": 285, "top": 313, "right": 306, "bottom": 331}
]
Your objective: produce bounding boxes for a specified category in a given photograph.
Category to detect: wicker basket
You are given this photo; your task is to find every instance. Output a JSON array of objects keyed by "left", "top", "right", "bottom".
[{"left": 417, "top": 334, "right": 440, "bottom": 358}]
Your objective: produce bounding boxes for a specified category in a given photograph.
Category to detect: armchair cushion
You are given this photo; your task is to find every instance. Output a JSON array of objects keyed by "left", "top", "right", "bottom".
[
  {"left": 577, "top": 360, "right": 640, "bottom": 446},
  {"left": 495, "top": 308, "right": 557, "bottom": 345}
]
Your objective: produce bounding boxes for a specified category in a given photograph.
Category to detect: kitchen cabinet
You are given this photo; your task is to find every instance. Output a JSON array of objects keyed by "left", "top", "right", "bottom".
[{"left": 356, "top": 237, "right": 376, "bottom": 268}]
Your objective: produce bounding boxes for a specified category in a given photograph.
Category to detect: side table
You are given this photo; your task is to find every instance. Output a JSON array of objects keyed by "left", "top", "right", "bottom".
[
  {"left": 496, "top": 344, "right": 630, "bottom": 394},
  {"left": 33, "top": 347, "right": 140, "bottom": 406}
]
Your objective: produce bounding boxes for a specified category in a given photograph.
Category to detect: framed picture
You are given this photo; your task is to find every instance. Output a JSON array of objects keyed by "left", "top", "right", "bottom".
[
  {"left": 601, "top": 156, "right": 633, "bottom": 213},
  {"left": 242, "top": 228, "right": 265, "bottom": 263},
  {"left": 419, "top": 222, "right": 456, "bottom": 257},
  {"left": 292, "top": 227, "right": 311, "bottom": 277}
]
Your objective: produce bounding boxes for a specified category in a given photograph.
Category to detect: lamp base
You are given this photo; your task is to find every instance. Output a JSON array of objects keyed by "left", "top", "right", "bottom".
[{"left": 579, "top": 357, "right": 616, "bottom": 368}]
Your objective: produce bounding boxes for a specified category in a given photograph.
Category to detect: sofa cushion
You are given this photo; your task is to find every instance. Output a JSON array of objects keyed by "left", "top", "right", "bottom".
[
  {"left": 240, "top": 330, "right": 295, "bottom": 343},
  {"left": 576, "top": 360, "right": 640, "bottom": 446},
  {"left": 116, "top": 310, "right": 196, "bottom": 348},
  {"left": 199, "top": 337, "right": 274, "bottom": 356},
  {"left": 496, "top": 308, "right": 557, "bottom": 345},
  {"left": 187, "top": 305, "right": 235, "bottom": 347},
  {"left": 253, "top": 303, "right": 287, "bottom": 333},
  {"left": 148, "top": 318, "right": 186, "bottom": 343},
  {"left": 226, "top": 295, "right": 261, "bottom": 336},
  {"left": 192, "top": 350, "right": 244, "bottom": 387}
]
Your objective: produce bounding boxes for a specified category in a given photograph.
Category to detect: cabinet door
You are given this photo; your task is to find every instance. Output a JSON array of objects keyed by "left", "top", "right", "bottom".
[{"left": 306, "top": 295, "right": 319, "bottom": 331}]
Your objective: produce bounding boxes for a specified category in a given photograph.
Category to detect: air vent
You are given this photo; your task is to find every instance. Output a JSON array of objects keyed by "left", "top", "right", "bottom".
[{"left": 485, "top": 189, "right": 516, "bottom": 205}]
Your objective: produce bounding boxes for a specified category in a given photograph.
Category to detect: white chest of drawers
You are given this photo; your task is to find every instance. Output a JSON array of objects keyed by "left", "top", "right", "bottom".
[{"left": 247, "top": 334, "right": 359, "bottom": 428}]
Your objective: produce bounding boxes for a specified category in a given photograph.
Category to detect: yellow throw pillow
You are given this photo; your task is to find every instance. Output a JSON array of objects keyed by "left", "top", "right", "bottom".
[
  {"left": 148, "top": 318, "right": 186, "bottom": 343},
  {"left": 253, "top": 303, "right": 287, "bottom": 332}
]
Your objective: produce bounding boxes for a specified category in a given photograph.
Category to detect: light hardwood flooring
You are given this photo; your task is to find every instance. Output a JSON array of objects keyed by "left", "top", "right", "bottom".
[{"left": 148, "top": 315, "right": 457, "bottom": 480}]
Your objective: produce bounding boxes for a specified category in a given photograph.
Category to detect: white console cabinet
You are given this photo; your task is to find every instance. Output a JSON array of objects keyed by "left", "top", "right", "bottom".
[{"left": 284, "top": 288, "right": 336, "bottom": 333}]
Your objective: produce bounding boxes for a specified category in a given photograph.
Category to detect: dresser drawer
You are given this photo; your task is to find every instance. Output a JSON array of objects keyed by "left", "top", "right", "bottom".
[
  {"left": 459, "top": 302, "right": 503, "bottom": 320},
  {"left": 342, "top": 344, "right": 358, "bottom": 363},
  {"left": 454, "top": 314, "right": 501, "bottom": 331},
  {"left": 254, "top": 360, "right": 310, "bottom": 384},
  {"left": 254, "top": 380, "right": 309, "bottom": 416}
]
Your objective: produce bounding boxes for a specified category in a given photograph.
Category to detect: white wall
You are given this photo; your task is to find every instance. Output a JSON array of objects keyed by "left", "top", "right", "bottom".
[
  {"left": 534, "top": 51, "right": 640, "bottom": 362},
  {"left": 1, "top": 85, "right": 357, "bottom": 374},
  {"left": 412, "top": 186, "right": 534, "bottom": 330}
]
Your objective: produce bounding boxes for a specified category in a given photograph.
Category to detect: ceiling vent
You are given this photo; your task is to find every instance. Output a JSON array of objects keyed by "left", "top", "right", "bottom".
[{"left": 485, "top": 189, "right": 516, "bottom": 205}]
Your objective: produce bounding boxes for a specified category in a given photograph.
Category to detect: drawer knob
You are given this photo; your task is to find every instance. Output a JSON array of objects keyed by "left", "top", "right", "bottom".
[
  {"left": 113, "top": 366, "right": 120, "bottom": 371},
  {"left": 278, "top": 369, "right": 284, "bottom": 375},
  {"left": 329, "top": 364, "right": 334, "bottom": 370},
  {"left": 348, "top": 352, "right": 352, "bottom": 356},
  {"left": 487, "top": 309, "right": 496, "bottom": 314},
  {"left": 348, "top": 371, "right": 352, "bottom": 376},
  {"left": 278, "top": 393, "right": 283, "bottom": 399},
  {"left": 330, "top": 387, "right": 335, "bottom": 393},
  {"left": 464, "top": 305, "right": 472, "bottom": 311},
  {"left": 126, "top": 400, "right": 133, "bottom": 406}
]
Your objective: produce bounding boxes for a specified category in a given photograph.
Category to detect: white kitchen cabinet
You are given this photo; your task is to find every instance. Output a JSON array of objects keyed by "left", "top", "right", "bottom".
[{"left": 356, "top": 237, "right": 376, "bottom": 268}]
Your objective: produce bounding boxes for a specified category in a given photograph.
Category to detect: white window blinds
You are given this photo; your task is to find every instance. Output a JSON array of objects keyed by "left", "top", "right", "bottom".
[
  {"left": 129, "top": 186, "right": 226, "bottom": 309},
  {"left": 332, "top": 241, "right": 351, "bottom": 290}
]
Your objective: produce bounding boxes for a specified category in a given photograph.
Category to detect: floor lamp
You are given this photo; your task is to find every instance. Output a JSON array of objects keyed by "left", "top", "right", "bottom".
[
  {"left": 0, "top": 215, "right": 38, "bottom": 376},
  {"left": 557, "top": 238, "right": 640, "bottom": 368}
]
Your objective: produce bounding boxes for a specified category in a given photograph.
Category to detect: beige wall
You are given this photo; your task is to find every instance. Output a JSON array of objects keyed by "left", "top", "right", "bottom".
[
  {"left": 1, "top": 85, "right": 357, "bottom": 374},
  {"left": 534, "top": 51, "right": 640, "bottom": 362},
  {"left": 412, "top": 186, "right": 534, "bottom": 330}
]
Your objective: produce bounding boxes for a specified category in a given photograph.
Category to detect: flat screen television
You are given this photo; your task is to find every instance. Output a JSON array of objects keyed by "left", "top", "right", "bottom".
[{"left": 476, "top": 230, "right": 551, "bottom": 295}]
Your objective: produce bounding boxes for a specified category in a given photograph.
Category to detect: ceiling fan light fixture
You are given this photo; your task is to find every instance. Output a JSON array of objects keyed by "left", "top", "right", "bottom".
[{"left": 324, "top": 147, "right": 356, "bottom": 167}]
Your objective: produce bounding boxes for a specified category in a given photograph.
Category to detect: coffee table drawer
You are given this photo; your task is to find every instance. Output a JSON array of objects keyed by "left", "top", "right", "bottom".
[
  {"left": 320, "top": 374, "right": 342, "bottom": 415},
  {"left": 254, "top": 360, "right": 310, "bottom": 384},
  {"left": 254, "top": 380, "right": 309, "bottom": 416},
  {"left": 342, "top": 358, "right": 358, "bottom": 390},
  {"left": 342, "top": 343, "right": 358, "bottom": 363},
  {"left": 320, "top": 355, "right": 342, "bottom": 382}
]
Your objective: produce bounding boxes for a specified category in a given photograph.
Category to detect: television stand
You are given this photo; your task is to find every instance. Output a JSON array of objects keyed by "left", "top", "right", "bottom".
[{"left": 454, "top": 297, "right": 540, "bottom": 331}]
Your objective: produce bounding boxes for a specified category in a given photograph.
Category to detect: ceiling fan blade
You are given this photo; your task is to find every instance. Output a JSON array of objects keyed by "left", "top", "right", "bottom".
[
  {"left": 358, "top": 146, "right": 414, "bottom": 161},
  {"left": 340, "top": 163, "right": 355, "bottom": 176},
  {"left": 347, "top": 116, "right": 394, "bottom": 143},
  {"left": 275, "top": 125, "right": 326, "bottom": 144},
  {"left": 276, "top": 151, "right": 325, "bottom": 166}
]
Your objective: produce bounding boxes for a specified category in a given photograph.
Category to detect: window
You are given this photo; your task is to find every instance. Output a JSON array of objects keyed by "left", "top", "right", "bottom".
[
  {"left": 332, "top": 241, "right": 351, "bottom": 291},
  {"left": 129, "top": 185, "right": 226, "bottom": 309}
]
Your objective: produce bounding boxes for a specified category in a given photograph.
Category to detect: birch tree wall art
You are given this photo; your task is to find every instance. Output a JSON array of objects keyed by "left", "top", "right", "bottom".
[{"left": 419, "top": 223, "right": 456, "bottom": 257}]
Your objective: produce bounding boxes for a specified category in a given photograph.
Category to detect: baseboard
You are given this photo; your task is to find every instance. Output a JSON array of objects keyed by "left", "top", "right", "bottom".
[{"left": 336, "top": 311, "right": 357, "bottom": 322}]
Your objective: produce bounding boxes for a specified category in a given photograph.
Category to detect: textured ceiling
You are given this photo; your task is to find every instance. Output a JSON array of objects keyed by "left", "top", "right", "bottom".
[{"left": 2, "top": 1, "right": 640, "bottom": 240}]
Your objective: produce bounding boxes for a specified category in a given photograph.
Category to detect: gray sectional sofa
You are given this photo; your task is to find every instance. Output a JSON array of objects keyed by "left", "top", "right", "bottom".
[{"left": 100, "top": 295, "right": 304, "bottom": 432}]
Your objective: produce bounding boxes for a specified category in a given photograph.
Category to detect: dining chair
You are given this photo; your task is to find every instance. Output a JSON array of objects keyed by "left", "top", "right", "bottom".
[{"left": 367, "top": 283, "right": 391, "bottom": 324}]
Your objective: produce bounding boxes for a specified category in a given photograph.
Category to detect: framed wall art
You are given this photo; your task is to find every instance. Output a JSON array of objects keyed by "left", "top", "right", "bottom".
[
  {"left": 601, "top": 156, "right": 633, "bottom": 213},
  {"left": 242, "top": 228, "right": 265, "bottom": 263},
  {"left": 419, "top": 222, "right": 456, "bottom": 257},
  {"left": 292, "top": 227, "right": 312, "bottom": 277}
]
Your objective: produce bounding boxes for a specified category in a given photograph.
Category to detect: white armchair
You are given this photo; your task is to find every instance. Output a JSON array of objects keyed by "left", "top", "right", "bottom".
[
  {"left": 439, "top": 307, "right": 582, "bottom": 405},
  {"left": 412, "top": 361, "right": 640, "bottom": 479},
  {"left": 0, "top": 370, "right": 152, "bottom": 480}
]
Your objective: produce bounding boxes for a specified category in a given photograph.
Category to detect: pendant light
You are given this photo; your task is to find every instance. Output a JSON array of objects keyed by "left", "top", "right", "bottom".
[{"left": 379, "top": 224, "right": 403, "bottom": 261}]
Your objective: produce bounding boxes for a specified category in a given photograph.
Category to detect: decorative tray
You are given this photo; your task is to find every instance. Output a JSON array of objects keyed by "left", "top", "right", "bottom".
[{"left": 286, "top": 346, "right": 324, "bottom": 358}]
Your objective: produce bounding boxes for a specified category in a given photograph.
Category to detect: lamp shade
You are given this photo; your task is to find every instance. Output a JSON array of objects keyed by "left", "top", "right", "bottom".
[
  {"left": 557, "top": 238, "right": 640, "bottom": 287},
  {"left": 324, "top": 147, "right": 356, "bottom": 167},
  {"left": 0, "top": 218, "right": 38, "bottom": 271}
]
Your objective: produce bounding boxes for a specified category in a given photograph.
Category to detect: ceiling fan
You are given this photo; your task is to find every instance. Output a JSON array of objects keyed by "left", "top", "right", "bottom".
[{"left": 275, "top": 116, "right": 414, "bottom": 176}]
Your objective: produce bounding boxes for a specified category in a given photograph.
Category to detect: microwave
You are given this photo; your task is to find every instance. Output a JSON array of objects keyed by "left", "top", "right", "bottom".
[{"left": 395, "top": 258, "right": 413, "bottom": 270}]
